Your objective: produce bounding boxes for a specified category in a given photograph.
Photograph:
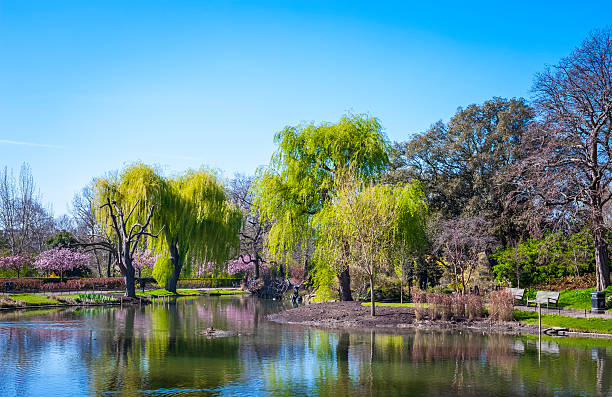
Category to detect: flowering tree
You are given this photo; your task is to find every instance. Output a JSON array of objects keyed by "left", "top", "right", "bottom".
[
  {"left": 34, "top": 248, "right": 91, "bottom": 281},
  {"left": 0, "top": 254, "right": 32, "bottom": 277},
  {"left": 132, "top": 251, "right": 156, "bottom": 278}
]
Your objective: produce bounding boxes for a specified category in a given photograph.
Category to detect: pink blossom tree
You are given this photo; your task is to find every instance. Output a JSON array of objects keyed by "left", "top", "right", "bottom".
[
  {"left": 0, "top": 254, "right": 32, "bottom": 278},
  {"left": 132, "top": 251, "right": 156, "bottom": 278},
  {"left": 34, "top": 248, "right": 91, "bottom": 281},
  {"left": 227, "top": 257, "right": 269, "bottom": 278}
]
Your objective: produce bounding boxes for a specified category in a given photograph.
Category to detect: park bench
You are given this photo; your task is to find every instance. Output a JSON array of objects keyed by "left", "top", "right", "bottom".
[
  {"left": 527, "top": 290, "right": 560, "bottom": 309},
  {"left": 505, "top": 287, "right": 525, "bottom": 304}
]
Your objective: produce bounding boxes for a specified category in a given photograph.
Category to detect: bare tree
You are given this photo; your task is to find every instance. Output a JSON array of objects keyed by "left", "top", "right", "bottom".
[
  {"left": 82, "top": 198, "right": 161, "bottom": 297},
  {"left": 227, "top": 174, "right": 270, "bottom": 278},
  {"left": 0, "top": 163, "right": 55, "bottom": 254},
  {"left": 434, "top": 217, "right": 496, "bottom": 294},
  {"left": 71, "top": 183, "right": 114, "bottom": 277},
  {"left": 512, "top": 28, "right": 612, "bottom": 291}
]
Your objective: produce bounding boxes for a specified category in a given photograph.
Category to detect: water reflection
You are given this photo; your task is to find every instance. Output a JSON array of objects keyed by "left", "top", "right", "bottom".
[{"left": 0, "top": 297, "right": 610, "bottom": 397}]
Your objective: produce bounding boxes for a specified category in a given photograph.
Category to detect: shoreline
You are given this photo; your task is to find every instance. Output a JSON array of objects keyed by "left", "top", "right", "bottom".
[{"left": 268, "top": 301, "right": 612, "bottom": 339}]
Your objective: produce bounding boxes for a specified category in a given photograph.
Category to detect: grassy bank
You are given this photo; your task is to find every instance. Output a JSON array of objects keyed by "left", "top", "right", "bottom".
[
  {"left": 514, "top": 310, "right": 612, "bottom": 334},
  {"left": 109, "top": 288, "right": 246, "bottom": 297},
  {"left": 1, "top": 293, "right": 119, "bottom": 308}
]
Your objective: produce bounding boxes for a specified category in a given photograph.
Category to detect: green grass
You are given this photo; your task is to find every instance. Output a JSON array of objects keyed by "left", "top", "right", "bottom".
[
  {"left": 205, "top": 289, "right": 246, "bottom": 294},
  {"left": 8, "top": 294, "right": 60, "bottom": 306},
  {"left": 514, "top": 310, "right": 612, "bottom": 334},
  {"left": 555, "top": 285, "right": 612, "bottom": 310},
  {"left": 109, "top": 288, "right": 246, "bottom": 297}
]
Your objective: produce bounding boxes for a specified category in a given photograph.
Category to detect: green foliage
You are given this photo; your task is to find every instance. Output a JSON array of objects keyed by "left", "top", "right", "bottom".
[
  {"left": 312, "top": 181, "right": 427, "bottom": 301},
  {"left": 493, "top": 230, "right": 595, "bottom": 287},
  {"left": 252, "top": 113, "right": 390, "bottom": 266},
  {"left": 45, "top": 230, "right": 78, "bottom": 249},
  {"left": 388, "top": 97, "right": 533, "bottom": 244},
  {"left": 94, "top": 163, "right": 242, "bottom": 287},
  {"left": 152, "top": 256, "right": 174, "bottom": 286}
]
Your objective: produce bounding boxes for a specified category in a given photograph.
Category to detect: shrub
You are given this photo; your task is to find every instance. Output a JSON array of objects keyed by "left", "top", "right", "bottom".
[
  {"left": 0, "top": 277, "right": 124, "bottom": 292},
  {"left": 0, "top": 278, "right": 43, "bottom": 291},
  {"left": 427, "top": 293, "right": 452, "bottom": 320},
  {"left": 413, "top": 290, "right": 428, "bottom": 320},
  {"left": 452, "top": 293, "right": 467, "bottom": 318},
  {"left": 487, "top": 289, "right": 514, "bottom": 322},
  {"left": 465, "top": 294, "right": 484, "bottom": 320}
]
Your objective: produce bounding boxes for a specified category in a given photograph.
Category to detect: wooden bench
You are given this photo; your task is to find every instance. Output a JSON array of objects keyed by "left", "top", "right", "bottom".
[
  {"left": 505, "top": 287, "right": 525, "bottom": 304},
  {"left": 527, "top": 291, "right": 560, "bottom": 309}
]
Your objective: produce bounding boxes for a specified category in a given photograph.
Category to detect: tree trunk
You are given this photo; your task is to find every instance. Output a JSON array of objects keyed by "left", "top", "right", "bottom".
[
  {"left": 164, "top": 243, "right": 182, "bottom": 294},
  {"left": 93, "top": 248, "right": 102, "bottom": 277},
  {"left": 369, "top": 275, "right": 375, "bottom": 316},
  {"left": 106, "top": 253, "right": 112, "bottom": 278},
  {"left": 338, "top": 267, "right": 353, "bottom": 301},
  {"left": 123, "top": 243, "right": 136, "bottom": 298},
  {"left": 593, "top": 219, "right": 611, "bottom": 291},
  {"left": 124, "top": 268, "right": 136, "bottom": 298},
  {"left": 254, "top": 255, "right": 260, "bottom": 279}
]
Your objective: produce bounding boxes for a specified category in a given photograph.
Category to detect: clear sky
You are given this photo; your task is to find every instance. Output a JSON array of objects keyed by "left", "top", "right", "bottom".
[{"left": 1, "top": 1, "right": 611, "bottom": 216}]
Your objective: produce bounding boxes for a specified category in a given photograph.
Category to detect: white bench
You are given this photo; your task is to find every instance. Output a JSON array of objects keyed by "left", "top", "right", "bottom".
[
  {"left": 527, "top": 291, "right": 560, "bottom": 309},
  {"left": 505, "top": 287, "right": 525, "bottom": 304}
]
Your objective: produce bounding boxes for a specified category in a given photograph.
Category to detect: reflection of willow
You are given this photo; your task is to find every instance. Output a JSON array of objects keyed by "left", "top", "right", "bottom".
[
  {"left": 88, "top": 307, "right": 147, "bottom": 396},
  {"left": 257, "top": 330, "right": 356, "bottom": 396},
  {"left": 88, "top": 302, "right": 244, "bottom": 395},
  {"left": 144, "top": 301, "right": 243, "bottom": 392}
]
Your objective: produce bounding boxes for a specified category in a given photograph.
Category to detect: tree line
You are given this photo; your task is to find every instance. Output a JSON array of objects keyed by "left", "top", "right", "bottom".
[{"left": 2, "top": 28, "right": 611, "bottom": 304}]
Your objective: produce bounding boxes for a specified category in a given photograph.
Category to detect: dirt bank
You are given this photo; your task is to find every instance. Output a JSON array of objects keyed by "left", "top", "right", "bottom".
[{"left": 268, "top": 301, "right": 538, "bottom": 335}]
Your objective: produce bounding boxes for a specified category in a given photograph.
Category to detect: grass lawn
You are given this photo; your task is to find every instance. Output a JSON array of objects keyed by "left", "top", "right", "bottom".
[
  {"left": 109, "top": 288, "right": 246, "bottom": 297},
  {"left": 555, "top": 285, "right": 612, "bottom": 310},
  {"left": 514, "top": 310, "right": 612, "bottom": 334},
  {"left": 8, "top": 294, "right": 60, "bottom": 306},
  {"left": 205, "top": 289, "right": 247, "bottom": 294}
]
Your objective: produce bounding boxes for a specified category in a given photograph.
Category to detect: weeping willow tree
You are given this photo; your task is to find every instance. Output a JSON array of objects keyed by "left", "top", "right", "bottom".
[
  {"left": 148, "top": 169, "right": 242, "bottom": 293},
  {"left": 313, "top": 181, "right": 427, "bottom": 314},
  {"left": 252, "top": 113, "right": 389, "bottom": 301},
  {"left": 93, "top": 164, "right": 242, "bottom": 295},
  {"left": 93, "top": 165, "right": 166, "bottom": 297}
]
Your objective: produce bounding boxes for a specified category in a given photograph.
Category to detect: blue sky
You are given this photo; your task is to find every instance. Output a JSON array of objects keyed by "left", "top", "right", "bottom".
[{"left": 1, "top": 1, "right": 611, "bottom": 215}]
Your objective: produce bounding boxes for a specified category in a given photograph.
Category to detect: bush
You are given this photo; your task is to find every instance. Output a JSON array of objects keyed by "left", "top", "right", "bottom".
[
  {"left": 465, "top": 294, "right": 484, "bottom": 320},
  {"left": 0, "top": 277, "right": 124, "bottom": 292},
  {"left": 172, "top": 278, "right": 241, "bottom": 289},
  {"left": 0, "top": 278, "right": 43, "bottom": 291},
  {"left": 427, "top": 293, "right": 452, "bottom": 320},
  {"left": 487, "top": 289, "right": 514, "bottom": 322},
  {"left": 413, "top": 290, "right": 428, "bottom": 320}
]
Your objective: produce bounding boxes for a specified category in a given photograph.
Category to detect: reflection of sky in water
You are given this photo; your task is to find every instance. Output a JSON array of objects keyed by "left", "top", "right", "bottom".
[{"left": 0, "top": 297, "right": 610, "bottom": 397}]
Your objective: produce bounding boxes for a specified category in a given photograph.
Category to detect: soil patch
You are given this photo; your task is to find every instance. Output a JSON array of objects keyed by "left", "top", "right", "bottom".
[{"left": 268, "top": 301, "right": 538, "bottom": 335}]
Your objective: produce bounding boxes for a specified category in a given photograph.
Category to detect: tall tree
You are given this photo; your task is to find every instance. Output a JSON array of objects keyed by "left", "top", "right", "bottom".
[
  {"left": 513, "top": 28, "right": 612, "bottom": 291},
  {"left": 313, "top": 181, "right": 427, "bottom": 315},
  {"left": 148, "top": 168, "right": 242, "bottom": 294},
  {"left": 434, "top": 217, "right": 496, "bottom": 294},
  {"left": 72, "top": 182, "right": 113, "bottom": 277},
  {"left": 227, "top": 175, "right": 269, "bottom": 279},
  {"left": 93, "top": 166, "right": 163, "bottom": 297},
  {"left": 0, "top": 163, "right": 56, "bottom": 254},
  {"left": 388, "top": 98, "right": 533, "bottom": 245},
  {"left": 252, "top": 113, "right": 390, "bottom": 301}
]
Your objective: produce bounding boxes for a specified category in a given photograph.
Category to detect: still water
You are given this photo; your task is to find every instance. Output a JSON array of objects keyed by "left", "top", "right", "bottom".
[{"left": 0, "top": 296, "right": 610, "bottom": 396}]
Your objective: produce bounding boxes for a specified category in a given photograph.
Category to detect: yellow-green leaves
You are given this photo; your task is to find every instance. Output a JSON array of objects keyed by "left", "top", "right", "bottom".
[{"left": 252, "top": 113, "right": 390, "bottom": 266}]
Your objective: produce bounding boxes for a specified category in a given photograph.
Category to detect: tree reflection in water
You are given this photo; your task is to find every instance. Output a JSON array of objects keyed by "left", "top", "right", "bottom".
[{"left": 0, "top": 297, "right": 610, "bottom": 397}]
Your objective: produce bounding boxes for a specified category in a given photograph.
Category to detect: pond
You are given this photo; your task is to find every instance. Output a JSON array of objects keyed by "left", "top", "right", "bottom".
[{"left": 0, "top": 296, "right": 610, "bottom": 396}]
